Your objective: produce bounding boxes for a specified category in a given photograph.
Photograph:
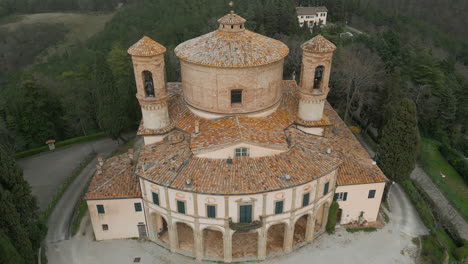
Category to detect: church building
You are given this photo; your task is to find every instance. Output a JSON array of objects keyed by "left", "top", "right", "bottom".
[{"left": 84, "top": 10, "right": 387, "bottom": 262}]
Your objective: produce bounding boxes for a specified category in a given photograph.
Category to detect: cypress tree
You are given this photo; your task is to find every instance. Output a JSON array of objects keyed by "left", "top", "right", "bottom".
[{"left": 377, "top": 98, "right": 420, "bottom": 182}]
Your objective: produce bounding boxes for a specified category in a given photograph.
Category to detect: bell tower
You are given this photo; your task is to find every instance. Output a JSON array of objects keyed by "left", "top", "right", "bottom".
[
  {"left": 298, "top": 35, "right": 336, "bottom": 122},
  {"left": 128, "top": 36, "right": 171, "bottom": 131}
]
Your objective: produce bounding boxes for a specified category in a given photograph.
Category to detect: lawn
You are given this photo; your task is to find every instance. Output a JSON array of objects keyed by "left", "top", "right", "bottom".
[{"left": 419, "top": 138, "right": 468, "bottom": 220}]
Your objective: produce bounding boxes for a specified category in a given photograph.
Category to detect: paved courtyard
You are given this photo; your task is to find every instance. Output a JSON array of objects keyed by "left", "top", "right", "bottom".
[{"left": 47, "top": 183, "right": 427, "bottom": 264}]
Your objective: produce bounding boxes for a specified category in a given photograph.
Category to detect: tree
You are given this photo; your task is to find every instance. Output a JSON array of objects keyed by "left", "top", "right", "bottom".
[
  {"left": 4, "top": 80, "right": 64, "bottom": 149},
  {"left": 377, "top": 98, "right": 420, "bottom": 182},
  {"left": 94, "top": 52, "right": 127, "bottom": 142}
]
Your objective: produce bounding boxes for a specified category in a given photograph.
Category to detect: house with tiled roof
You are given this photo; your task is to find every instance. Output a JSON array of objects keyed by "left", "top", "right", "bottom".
[
  {"left": 84, "top": 10, "right": 387, "bottom": 263},
  {"left": 296, "top": 6, "right": 328, "bottom": 28}
]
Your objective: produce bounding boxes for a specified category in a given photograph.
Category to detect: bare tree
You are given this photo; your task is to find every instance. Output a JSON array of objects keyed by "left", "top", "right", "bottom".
[{"left": 331, "top": 44, "right": 385, "bottom": 125}]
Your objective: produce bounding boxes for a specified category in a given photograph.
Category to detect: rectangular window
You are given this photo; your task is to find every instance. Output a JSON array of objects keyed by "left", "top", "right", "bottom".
[
  {"left": 134, "top": 202, "right": 142, "bottom": 212},
  {"left": 368, "top": 190, "right": 376, "bottom": 199},
  {"left": 102, "top": 224, "right": 108, "bottom": 231},
  {"left": 275, "top": 200, "right": 284, "bottom": 214},
  {"left": 239, "top": 205, "right": 252, "bottom": 223},
  {"left": 333, "top": 192, "right": 348, "bottom": 201},
  {"left": 207, "top": 205, "right": 216, "bottom": 218},
  {"left": 177, "top": 200, "right": 186, "bottom": 214},
  {"left": 302, "top": 193, "right": 310, "bottom": 207},
  {"left": 323, "top": 182, "right": 329, "bottom": 195},
  {"left": 152, "top": 192, "right": 160, "bottom": 205},
  {"left": 97, "top": 204, "right": 105, "bottom": 214},
  {"left": 235, "top": 147, "right": 249, "bottom": 157},
  {"left": 231, "top": 89, "right": 242, "bottom": 104}
]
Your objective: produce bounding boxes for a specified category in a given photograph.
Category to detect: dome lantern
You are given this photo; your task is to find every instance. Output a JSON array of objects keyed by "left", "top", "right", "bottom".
[{"left": 218, "top": 11, "right": 246, "bottom": 33}]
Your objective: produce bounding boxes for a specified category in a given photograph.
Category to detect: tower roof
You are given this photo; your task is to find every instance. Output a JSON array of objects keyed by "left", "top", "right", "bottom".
[
  {"left": 174, "top": 12, "right": 288, "bottom": 68},
  {"left": 301, "top": 34, "right": 336, "bottom": 53},
  {"left": 128, "top": 36, "right": 166, "bottom": 57}
]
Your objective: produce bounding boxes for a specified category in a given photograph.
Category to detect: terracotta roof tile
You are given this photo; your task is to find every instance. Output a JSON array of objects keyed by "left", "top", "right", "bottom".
[
  {"left": 301, "top": 35, "right": 336, "bottom": 53},
  {"left": 84, "top": 154, "right": 141, "bottom": 200},
  {"left": 128, "top": 36, "right": 166, "bottom": 57}
]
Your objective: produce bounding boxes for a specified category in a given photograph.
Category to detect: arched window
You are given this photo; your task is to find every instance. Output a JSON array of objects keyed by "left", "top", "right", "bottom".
[
  {"left": 142, "top": 71, "right": 155, "bottom": 97},
  {"left": 313, "top": 66, "right": 325, "bottom": 91}
]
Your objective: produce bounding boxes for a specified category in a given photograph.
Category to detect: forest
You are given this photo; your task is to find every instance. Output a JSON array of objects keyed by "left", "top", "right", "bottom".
[{"left": 0, "top": 0, "right": 467, "bottom": 261}]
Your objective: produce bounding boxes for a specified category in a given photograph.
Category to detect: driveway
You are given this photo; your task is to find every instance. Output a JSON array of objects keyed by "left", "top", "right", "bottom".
[
  {"left": 18, "top": 137, "right": 122, "bottom": 210},
  {"left": 47, "top": 183, "right": 427, "bottom": 264}
]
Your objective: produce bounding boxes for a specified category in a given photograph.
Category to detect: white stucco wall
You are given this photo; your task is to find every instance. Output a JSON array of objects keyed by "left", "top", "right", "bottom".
[
  {"left": 87, "top": 198, "right": 147, "bottom": 240},
  {"left": 141, "top": 106, "right": 170, "bottom": 130},
  {"left": 297, "top": 126, "right": 324, "bottom": 136},
  {"left": 195, "top": 143, "right": 286, "bottom": 159},
  {"left": 335, "top": 182, "right": 385, "bottom": 224},
  {"left": 298, "top": 99, "right": 325, "bottom": 121},
  {"left": 143, "top": 135, "right": 165, "bottom": 145},
  {"left": 297, "top": 12, "right": 327, "bottom": 27}
]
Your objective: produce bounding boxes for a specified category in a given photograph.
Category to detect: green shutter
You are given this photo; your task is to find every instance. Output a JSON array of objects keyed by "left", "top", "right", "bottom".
[
  {"left": 207, "top": 205, "right": 216, "bottom": 218},
  {"left": 152, "top": 192, "right": 159, "bottom": 205},
  {"left": 323, "top": 182, "right": 329, "bottom": 195},
  {"left": 240, "top": 205, "right": 252, "bottom": 223},
  {"left": 275, "top": 201, "right": 284, "bottom": 214},
  {"left": 343, "top": 192, "right": 348, "bottom": 201},
  {"left": 134, "top": 203, "right": 142, "bottom": 212},
  {"left": 368, "top": 190, "right": 376, "bottom": 199},
  {"left": 302, "top": 193, "right": 310, "bottom": 207},
  {"left": 177, "top": 201, "right": 185, "bottom": 214},
  {"left": 97, "top": 204, "right": 105, "bottom": 214}
]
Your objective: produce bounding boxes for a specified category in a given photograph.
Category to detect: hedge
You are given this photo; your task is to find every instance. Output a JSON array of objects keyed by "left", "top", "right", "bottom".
[
  {"left": 326, "top": 201, "right": 340, "bottom": 234},
  {"left": 439, "top": 143, "right": 468, "bottom": 184},
  {"left": 15, "top": 132, "right": 106, "bottom": 159}
]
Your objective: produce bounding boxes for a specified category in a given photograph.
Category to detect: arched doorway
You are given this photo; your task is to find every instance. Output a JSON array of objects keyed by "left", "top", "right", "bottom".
[
  {"left": 293, "top": 215, "right": 308, "bottom": 246},
  {"left": 315, "top": 202, "right": 327, "bottom": 232},
  {"left": 176, "top": 222, "right": 194, "bottom": 253},
  {"left": 203, "top": 228, "right": 224, "bottom": 258},
  {"left": 266, "top": 223, "right": 286, "bottom": 255},
  {"left": 232, "top": 231, "right": 258, "bottom": 259},
  {"left": 154, "top": 214, "right": 169, "bottom": 245}
]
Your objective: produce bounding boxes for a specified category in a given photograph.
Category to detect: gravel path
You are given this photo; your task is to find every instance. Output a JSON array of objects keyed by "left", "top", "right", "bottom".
[{"left": 410, "top": 164, "right": 468, "bottom": 240}]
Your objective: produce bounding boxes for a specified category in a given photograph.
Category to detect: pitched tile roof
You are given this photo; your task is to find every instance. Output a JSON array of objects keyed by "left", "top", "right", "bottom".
[
  {"left": 84, "top": 154, "right": 141, "bottom": 200},
  {"left": 137, "top": 134, "right": 341, "bottom": 194},
  {"left": 296, "top": 6, "right": 328, "bottom": 16},
  {"left": 88, "top": 80, "right": 386, "bottom": 199},
  {"left": 128, "top": 36, "right": 166, "bottom": 57},
  {"left": 301, "top": 35, "right": 336, "bottom": 53}
]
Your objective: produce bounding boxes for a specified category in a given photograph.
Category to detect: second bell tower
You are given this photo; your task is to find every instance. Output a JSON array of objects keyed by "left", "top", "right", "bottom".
[
  {"left": 298, "top": 35, "right": 336, "bottom": 122},
  {"left": 128, "top": 36, "right": 171, "bottom": 131}
]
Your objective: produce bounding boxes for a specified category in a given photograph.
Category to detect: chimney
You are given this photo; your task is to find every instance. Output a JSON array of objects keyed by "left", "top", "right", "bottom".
[
  {"left": 194, "top": 120, "right": 200, "bottom": 134},
  {"left": 185, "top": 178, "right": 193, "bottom": 187},
  {"left": 96, "top": 165, "right": 102, "bottom": 175},
  {"left": 372, "top": 160, "right": 377, "bottom": 165},
  {"left": 284, "top": 174, "right": 291, "bottom": 181},
  {"left": 326, "top": 148, "right": 332, "bottom": 154},
  {"left": 97, "top": 156, "right": 104, "bottom": 166}
]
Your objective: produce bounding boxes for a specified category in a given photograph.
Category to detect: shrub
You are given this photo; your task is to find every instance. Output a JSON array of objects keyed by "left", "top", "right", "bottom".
[
  {"left": 454, "top": 241, "right": 468, "bottom": 261},
  {"left": 326, "top": 201, "right": 340, "bottom": 234},
  {"left": 345, "top": 227, "right": 377, "bottom": 233}
]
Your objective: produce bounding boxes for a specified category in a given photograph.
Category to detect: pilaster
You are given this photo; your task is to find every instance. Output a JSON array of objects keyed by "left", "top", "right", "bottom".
[{"left": 224, "top": 219, "right": 232, "bottom": 262}]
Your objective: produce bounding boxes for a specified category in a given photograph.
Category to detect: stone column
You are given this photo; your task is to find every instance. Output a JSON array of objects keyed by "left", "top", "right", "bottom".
[
  {"left": 223, "top": 220, "right": 232, "bottom": 262},
  {"left": 168, "top": 218, "right": 178, "bottom": 252},
  {"left": 194, "top": 221, "right": 203, "bottom": 260},
  {"left": 305, "top": 214, "right": 315, "bottom": 242},
  {"left": 284, "top": 224, "right": 294, "bottom": 253},
  {"left": 258, "top": 193, "right": 267, "bottom": 260}
]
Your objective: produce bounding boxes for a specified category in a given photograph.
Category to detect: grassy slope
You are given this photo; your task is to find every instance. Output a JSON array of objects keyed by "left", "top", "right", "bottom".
[
  {"left": 1, "top": 12, "right": 115, "bottom": 63},
  {"left": 419, "top": 138, "right": 468, "bottom": 220}
]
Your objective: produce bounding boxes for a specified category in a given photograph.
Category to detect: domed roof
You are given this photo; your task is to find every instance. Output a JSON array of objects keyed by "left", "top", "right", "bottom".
[
  {"left": 301, "top": 34, "right": 336, "bottom": 53},
  {"left": 174, "top": 13, "right": 289, "bottom": 68},
  {"left": 128, "top": 36, "right": 166, "bottom": 57}
]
